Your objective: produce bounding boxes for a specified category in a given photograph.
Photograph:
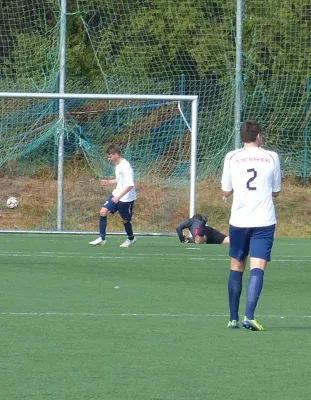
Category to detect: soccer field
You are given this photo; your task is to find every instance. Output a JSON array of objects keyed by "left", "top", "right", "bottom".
[{"left": 0, "top": 234, "right": 310, "bottom": 399}]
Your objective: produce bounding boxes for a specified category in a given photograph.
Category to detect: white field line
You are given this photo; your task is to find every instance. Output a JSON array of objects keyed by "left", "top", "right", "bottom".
[
  {"left": 0, "top": 251, "right": 310, "bottom": 262},
  {"left": 0, "top": 311, "right": 310, "bottom": 319},
  {"left": 0, "top": 250, "right": 225, "bottom": 256},
  {"left": 0, "top": 250, "right": 310, "bottom": 258},
  {"left": 278, "top": 243, "right": 311, "bottom": 246},
  {"left": 1, "top": 234, "right": 310, "bottom": 245},
  {"left": 0, "top": 252, "right": 226, "bottom": 261}
]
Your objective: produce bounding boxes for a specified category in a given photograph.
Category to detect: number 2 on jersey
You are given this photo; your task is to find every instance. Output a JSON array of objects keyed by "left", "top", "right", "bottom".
[{"left": 246, "top": 168, "right": 257, "bottom": 190}]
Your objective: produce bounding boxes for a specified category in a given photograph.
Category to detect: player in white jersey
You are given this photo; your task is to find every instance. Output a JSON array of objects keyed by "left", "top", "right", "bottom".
[
  {"left": 89, "top": 144, "right": 137, "bottom": 248},
  {"left": 221, "top": 120, "right": 281, "bottom": 331}
]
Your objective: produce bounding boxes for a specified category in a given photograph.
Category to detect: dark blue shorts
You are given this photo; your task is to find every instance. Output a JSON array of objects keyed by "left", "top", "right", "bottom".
[
  {"left": 229, "top": 224, "right": 276, "bottom": 261},
  {"left": 103, "top": 194, "right": 134, "bottom": 221}
]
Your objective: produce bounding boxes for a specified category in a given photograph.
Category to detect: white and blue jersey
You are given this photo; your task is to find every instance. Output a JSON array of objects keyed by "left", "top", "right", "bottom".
[
  {"left": 221, "top": 147, "right": 281, "bottom": 228},
  {"left": 222, "top": 146, "right": 281, "bottom": 261},
  {"left": 103, "top": 158, "right": 136, "bottom": 221},
  {"left": 112, "top": 159, "right": 137, "bottom": 202}
]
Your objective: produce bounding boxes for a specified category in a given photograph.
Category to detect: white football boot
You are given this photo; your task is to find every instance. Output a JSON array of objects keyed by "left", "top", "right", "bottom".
[
  {"left": 119, "top": 238, "right": 137, "bottom": 247},
  {"left": 89, "top": 237, "right": 106, "bottom": 246}
]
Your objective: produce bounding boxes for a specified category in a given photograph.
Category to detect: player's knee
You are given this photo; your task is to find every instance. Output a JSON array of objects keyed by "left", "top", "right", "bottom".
[
  {"left": 222, "top": 236, "right": 230, "bottom": 244},
  {"left": 230, "top": 258, "right": 246, "bottom": 272},
  {"left": 100, "top": 208, "right": 109, "bottom": 217}
]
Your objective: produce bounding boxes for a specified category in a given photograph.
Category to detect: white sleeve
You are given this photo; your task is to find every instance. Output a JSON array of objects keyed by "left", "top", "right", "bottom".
[
  {"left": 273, "top": 153, "right": 282, "bottom": 192},
  {"left": 221, "top": 153, "right": 232, "bottom": 191}
]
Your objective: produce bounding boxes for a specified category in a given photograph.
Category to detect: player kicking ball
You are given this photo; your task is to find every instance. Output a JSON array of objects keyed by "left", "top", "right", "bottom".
[
  {"left": 89, "top": 144, "right": 137, "bottom": 248},
  {"left": 176, "top": 214, "right": 229, "bottom": 245}
]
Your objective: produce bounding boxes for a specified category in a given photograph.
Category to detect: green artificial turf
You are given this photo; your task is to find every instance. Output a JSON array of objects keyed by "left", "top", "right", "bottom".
[{"left": 0, "top": 234, "right": 310, "bottom": 399}]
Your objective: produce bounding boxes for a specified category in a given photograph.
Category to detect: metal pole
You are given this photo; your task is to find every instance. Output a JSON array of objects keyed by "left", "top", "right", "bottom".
[
  {"left": 178, "top": 74, "right": 185, "bottom": 167},
  {"left": 303, "top": 77, "right": 311, "bottom": 186},
  {"left": 57, "top": 0, "right": 67, "bottom": 231},
  {"left": 234, "top": 0, "right": 243, "bottom": 149},
  {"left": 189, "top": 97, "right": 198, "bottom": 217}
]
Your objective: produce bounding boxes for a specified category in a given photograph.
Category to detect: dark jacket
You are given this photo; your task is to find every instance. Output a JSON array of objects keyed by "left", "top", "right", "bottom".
[{"left": 176, "top": 218, "right": 205, "bottom": 242}]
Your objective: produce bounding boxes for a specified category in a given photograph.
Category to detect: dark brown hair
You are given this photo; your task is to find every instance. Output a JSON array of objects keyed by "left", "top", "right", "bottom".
[
  {"left": 240, "top": 120, "right": 261, "bottom": 143},
  {"left": 106, "top": 144, "right": 122, "bottom": 155},
  {"left": 192, "top": 214, "right": 203, "bottom": 221}
]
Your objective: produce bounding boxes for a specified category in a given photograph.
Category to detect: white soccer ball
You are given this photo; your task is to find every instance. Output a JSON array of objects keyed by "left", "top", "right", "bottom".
[{"left": 7, "top": 197, "right": 19, "bottom": 209}]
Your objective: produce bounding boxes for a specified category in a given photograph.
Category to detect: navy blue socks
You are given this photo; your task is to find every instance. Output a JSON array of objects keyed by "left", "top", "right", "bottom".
[
  {"left": 99, "top": 217, "right": 134, "bottom": 241},
  {"left": 124, "top": 221, "right": 134, "bottom": 240},
  {"left": 245, "top": 268, "right": 264, "bottom": 320},
  {"left": 99, "top": 216, "right": 107, "bottom": 240},
  {"left": 228, "top": 270, "right": 243, "bottom": 321}
]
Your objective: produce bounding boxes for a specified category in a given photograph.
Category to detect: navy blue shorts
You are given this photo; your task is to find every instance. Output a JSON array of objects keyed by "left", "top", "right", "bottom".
[
  {"left": 103, "top": 194, "right": 134, "bottom": 221},
  {"left": 229, "top": 224, "right": 276, "bottom": 261}
]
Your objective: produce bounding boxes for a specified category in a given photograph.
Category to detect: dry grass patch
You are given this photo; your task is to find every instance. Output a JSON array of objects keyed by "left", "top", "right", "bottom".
[{"left": 0, "top": 176, "right": 310, "bottom": 237}]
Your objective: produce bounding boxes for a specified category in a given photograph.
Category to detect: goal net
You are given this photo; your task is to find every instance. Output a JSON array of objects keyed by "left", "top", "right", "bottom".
[
  {"left": 0, "top": 94, "right": 197, "bottom": 233},
  {"left": 74, "top": 0, "right": 311, "bottom": 181},
  {"left": 0, "top": 0, "right": 60, "bottom": 93},
  {"left": 1, "top": 0, "right": 311, "bottom": 232}
]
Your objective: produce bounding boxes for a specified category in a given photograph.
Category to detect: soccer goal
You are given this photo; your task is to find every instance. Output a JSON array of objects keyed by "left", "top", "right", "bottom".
[{"left": 0, "top": 92, "right": 198, "bottom": 235}]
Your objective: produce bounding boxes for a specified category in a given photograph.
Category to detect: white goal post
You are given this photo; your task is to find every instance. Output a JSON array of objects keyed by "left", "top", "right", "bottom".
[{"left": 0, "top": 91, "right": 199, "bottom": 233}]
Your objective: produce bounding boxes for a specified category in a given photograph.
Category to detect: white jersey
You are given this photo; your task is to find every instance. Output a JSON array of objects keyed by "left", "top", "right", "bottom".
[
  {"left": 221, "top": 147, "right": 281, "bottom": 227},
  {"left": 112, "top": 158, "right": 137, "bottom": 202}
]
